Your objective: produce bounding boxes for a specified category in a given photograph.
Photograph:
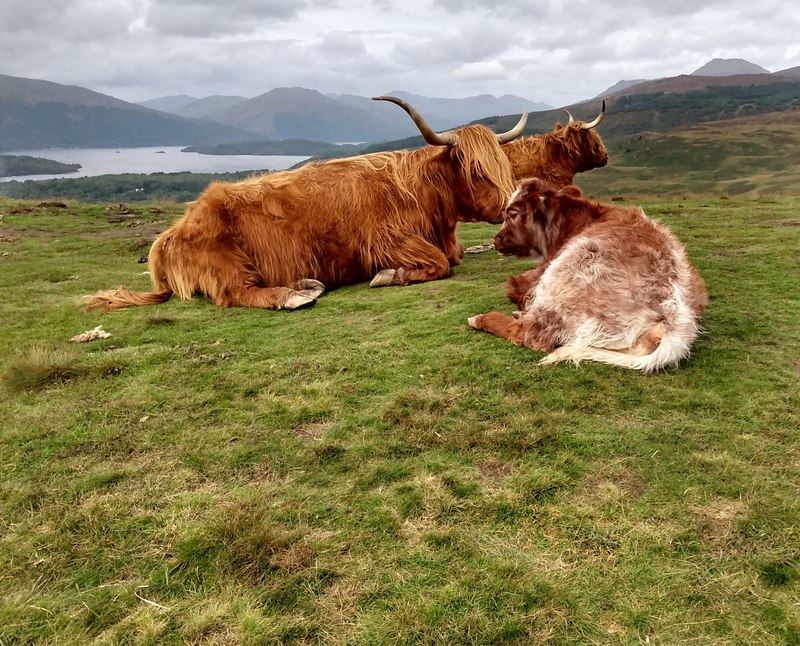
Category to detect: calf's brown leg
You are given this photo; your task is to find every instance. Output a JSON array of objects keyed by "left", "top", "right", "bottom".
[
  {"left": 468, "top": 312, "right": 527, "bottom": 344},
  {"left": 468, "top": 310, "right": 560, "bottom": 352},
  {"left": 505, "top": 264, "right": 547, "bottom": 308}
]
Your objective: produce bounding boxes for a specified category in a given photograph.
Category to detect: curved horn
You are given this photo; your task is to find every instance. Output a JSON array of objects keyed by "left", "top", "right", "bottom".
[
  {"left": 372, "top": 95, "right": 457, "bottom": 147},
  {"left": 581, "top": 100, "right": 605, "bottom": 130},
  {"left": 563, "top": 108, "right": 574, "bottom": 124},
  {"left": 496, "top": 112, "right": 528, "bottom": 144}
]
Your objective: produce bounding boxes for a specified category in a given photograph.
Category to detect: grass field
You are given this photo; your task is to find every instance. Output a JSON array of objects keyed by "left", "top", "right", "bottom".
[{"left": 1, "top": 196, "right": 799, "bottom": 645}]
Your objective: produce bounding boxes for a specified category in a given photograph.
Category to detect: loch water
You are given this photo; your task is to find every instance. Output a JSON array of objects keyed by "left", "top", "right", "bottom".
[{"left": 0, "top": 146, "right": 309, "bottom": 182}]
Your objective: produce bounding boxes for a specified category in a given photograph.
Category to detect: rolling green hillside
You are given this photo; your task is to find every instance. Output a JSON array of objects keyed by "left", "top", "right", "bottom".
[
  {"left": 479, "top": 80, "right": 800, "bottom": 140},
  {"left": 576, "top": 110, "right": 800, "bottom": 197}
]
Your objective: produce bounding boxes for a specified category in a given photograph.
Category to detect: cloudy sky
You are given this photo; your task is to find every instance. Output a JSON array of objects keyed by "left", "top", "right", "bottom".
[{"left": 3, "top": 0, "right": 799, "bottom": 107}]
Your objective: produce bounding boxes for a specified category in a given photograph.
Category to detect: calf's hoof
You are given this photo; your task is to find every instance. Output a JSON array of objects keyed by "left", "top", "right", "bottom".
[
  {"left": 283, "top": 293, "right": 317, "bottom": 310},
  {"left": 370, "top": 269, "right": 397, "bottom": 287}
]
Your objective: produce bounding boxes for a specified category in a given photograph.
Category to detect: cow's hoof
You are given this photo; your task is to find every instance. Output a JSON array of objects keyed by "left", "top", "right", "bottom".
[
  {"left": 283, "top": 293, "right": 317, "bottom": 310},
  {"left": 370, "top": 269, "right": 397, "bottom": 287},
  {"left": 467, "top": 315, "right": 482, "bottom": 329},
  {"left": 293, "top": 278, "right": 325, "bottom": 299}
]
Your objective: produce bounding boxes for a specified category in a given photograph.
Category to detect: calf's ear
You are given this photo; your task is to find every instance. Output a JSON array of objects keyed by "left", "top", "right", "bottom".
[
  {"left": 558, "top": 185, "right": 582, "bottom": 198},
  {"left": 527, "top": 177, "right": 552, "bottom": 193},
  {"left": 532, "top": 194, "right": 550, "bottom": 219}
]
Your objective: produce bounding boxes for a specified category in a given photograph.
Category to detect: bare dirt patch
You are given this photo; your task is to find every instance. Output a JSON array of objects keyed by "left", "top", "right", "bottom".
[
  {"left": 567, "top": 463, "right": 646, "bottom": 511},
  {"left": 292, "top": 421, "right": 332, "bottom": 440},
  {"left": 478, "top": 458, "right": 513, "bottom": 482},
  {"left": 690, "top": 497, "right": 748, "bottom": 545}
]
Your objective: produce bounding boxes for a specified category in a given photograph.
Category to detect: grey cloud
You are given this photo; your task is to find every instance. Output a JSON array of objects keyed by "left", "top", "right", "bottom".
[
  {"left": 1, "top": 0, "right": 136, "bottom": 39},
  {"left": 144, "top": 0, "right": 307, "bottom": 37},
  {"left": 0, "top": 0, "right": 73, "bottom": 32},
  {"left": 391, "top": 21, "right": 512, "bottom": 68},
  {"left": 430, "top": 0, "right": 545, "bottom": 14},
  {"left": 2, "top": 0, "right": 799, "bottom": 108},
  {"left": 452, "top": 60, "right": 509, "bottom": 83},
  {"left": 317, "top": 31, "right": 368, "bottom": 57}
]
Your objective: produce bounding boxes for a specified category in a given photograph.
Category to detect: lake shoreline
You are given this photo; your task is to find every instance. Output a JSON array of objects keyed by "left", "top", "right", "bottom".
[{"left": 0, "top": 146, "right": 308, "bottom": 183}]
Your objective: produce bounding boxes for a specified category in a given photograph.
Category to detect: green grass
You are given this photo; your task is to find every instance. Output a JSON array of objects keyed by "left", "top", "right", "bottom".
[{"left": 1, "top": 196, "right": 799, "bottom": 645}]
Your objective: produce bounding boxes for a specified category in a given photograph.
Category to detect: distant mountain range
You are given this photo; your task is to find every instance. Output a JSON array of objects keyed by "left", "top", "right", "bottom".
[
  {"left": 1, "top": 58, "right": 800, "bottom": 154},
  {"left": 137, "top": 88, "right": 551, "bottom": 141},
  {"left": 0, "top": 73, "right": 549, "bottom": 152},
  {"left": 0, "top": 74, "right": 257, "bottom": 153}
]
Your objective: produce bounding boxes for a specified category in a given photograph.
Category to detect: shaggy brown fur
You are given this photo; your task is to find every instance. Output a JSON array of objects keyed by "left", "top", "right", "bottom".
[
  {"left": 502, "top": 107, "right": 608, "bottom": 186},
  {"left": 82, "top": 121, "right": 518, "bottom": 312},
  {"left": 469, "top": 179, "right": 708, "bottom": 371}
]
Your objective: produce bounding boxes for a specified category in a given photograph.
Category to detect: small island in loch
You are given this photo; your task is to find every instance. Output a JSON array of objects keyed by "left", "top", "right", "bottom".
[{"left": 0, "top": 155, "right": 81, "bottom": 178}]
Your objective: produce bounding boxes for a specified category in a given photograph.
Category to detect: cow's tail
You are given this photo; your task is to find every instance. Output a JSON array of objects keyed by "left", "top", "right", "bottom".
[
  {"left": 80, "top": 235, "right": 173, "bottom": 312},
  {"left": 540, "top": 300, "right": 701, "bottom": 372},
  {"left": 80, "top": 287, "right": 172, "bottom": 312},
  {"left": 539, "top": 343, "right": 683, "bottom": 372}
]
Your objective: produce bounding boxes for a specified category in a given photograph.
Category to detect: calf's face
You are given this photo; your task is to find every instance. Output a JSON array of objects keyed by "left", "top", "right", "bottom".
[
  {"left": 493, "top": 178, "right": 583, "bottom": 258},
  {"left": 493, "top": 179, "right": 556, "bottom": 258}
]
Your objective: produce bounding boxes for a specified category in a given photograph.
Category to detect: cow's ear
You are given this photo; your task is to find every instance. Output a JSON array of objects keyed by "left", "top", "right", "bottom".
[{"left": 559, "top": 185, "right": 582, "bottom": 198}]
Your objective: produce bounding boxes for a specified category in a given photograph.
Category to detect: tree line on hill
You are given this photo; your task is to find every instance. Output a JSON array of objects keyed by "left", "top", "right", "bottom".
[{"left": 0, "top": 171, "right": 269, "bottom": 203}]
